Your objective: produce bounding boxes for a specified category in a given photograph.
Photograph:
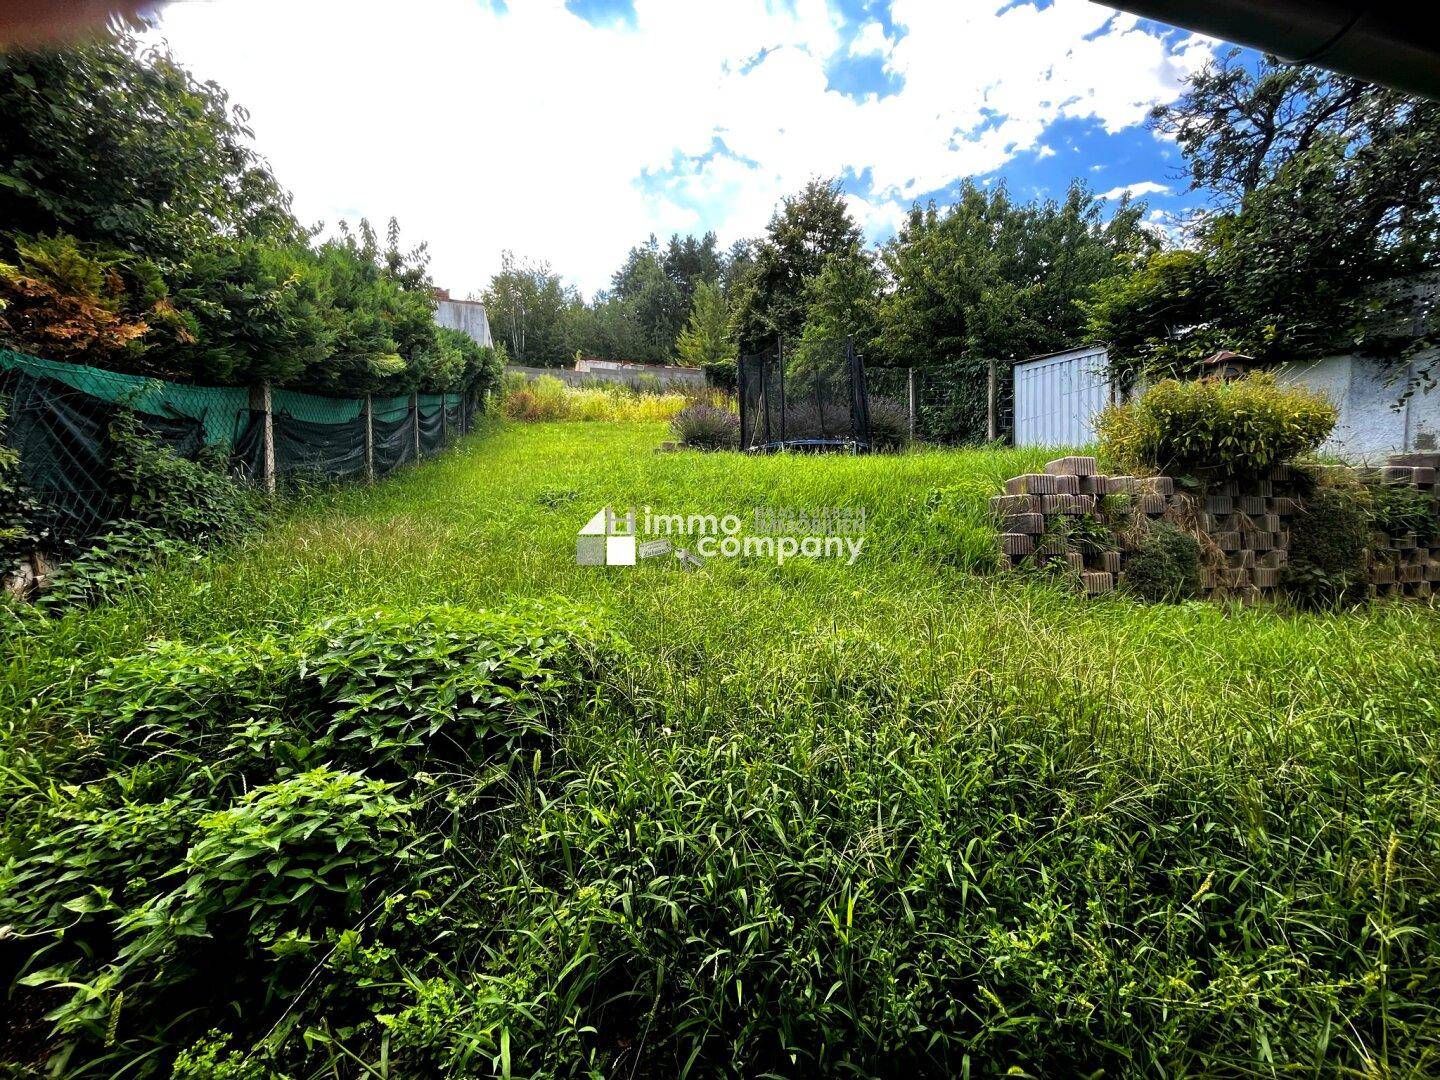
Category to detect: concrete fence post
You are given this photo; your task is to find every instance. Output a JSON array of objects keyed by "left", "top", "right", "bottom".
[
  {"left": 249, "top": 382, "right": 275, "bottom": 493},
  {"left": 987, "top": 360, "right": 999, "bottom": 443},
  {"left": 907, "top": 367, "right": 917, "bottom": 439},
  {"left": 363, "top": 394, "right": 374, "bottom": 482},
  {"left": 410, "top": 391, "right": 420, "bottom": 461}
]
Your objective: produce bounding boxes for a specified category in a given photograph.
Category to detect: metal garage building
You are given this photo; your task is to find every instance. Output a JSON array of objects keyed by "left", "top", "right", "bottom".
[{"left": 1012, "top": 345, "right": 1113, "bottom": 448}]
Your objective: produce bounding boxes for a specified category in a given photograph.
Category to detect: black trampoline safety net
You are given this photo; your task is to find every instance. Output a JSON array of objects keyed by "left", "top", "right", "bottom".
[{"left": 738, "top": 336, "right": 871, "bottom": 452}]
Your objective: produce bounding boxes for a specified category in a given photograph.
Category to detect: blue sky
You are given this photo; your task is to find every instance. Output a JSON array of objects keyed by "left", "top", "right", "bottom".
[{"left": 156, "top": 0, "right": 1247, "bottom": 297}]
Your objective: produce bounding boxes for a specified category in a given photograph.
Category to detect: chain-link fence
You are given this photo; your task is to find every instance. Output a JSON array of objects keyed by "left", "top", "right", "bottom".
[
  {"left": 867, "top": 359, "right": 1014, "bottom": 446},
  {"left": 1, "top": 349, "right": 480, "bottom": 541}
]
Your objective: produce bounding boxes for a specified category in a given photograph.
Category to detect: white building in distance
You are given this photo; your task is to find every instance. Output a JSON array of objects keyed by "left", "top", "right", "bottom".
[{"left": 432, "top": 289, "right": 492, "bottom": 348}]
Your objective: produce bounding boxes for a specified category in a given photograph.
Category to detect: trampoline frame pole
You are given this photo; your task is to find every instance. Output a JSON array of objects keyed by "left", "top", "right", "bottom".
[
  {"left": 776, "top": 337, "right": 785, "bottom": 446},
  {"left": 761, "top": 347, "right": 772, "bottom": 448},
  {"left": 738, "top": 355, "right": 748, "bottom": 450}
]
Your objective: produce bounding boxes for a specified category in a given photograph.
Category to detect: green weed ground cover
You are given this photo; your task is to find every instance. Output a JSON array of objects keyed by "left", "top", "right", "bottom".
[{"left": 3, "top": 421, "right": 1439, "bottom": 1076}]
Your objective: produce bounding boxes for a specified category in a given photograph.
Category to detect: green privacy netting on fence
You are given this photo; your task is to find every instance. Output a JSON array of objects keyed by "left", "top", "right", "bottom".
[{"left": 0, "top": 349, "right": 478, "bottom": 540}]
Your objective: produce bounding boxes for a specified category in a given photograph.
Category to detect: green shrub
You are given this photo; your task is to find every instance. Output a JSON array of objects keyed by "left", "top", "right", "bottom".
[
  {"left": 30, "top": 419, "right": 265, "bottom": 612},
  {"left": 1096, "top": 372, "right": 1337, "bottom": 480},
  {"left": 297, "top": 604, "right": 615, "bottom": 770},
  {"left": 702, "top": 356, "right": 737, "bottom": 392},
  {"left": 108, "top": 414, "right": 263, "bottom": 543},
  {"left": 174, "top": 768, "right": 416, "bottom": 933},
  {"left": 1285, "top": 483, "right": 1372, "bottom": 606},
  {"left": 0, "top": 601, "right": 618, "bottom": 1071},
  {"left": 1120, "top": 521, "right": 1201, "bottom": 601},
  {"left": 670, "top": 401, "right": 739, "bottom": 450},
  {"left": 36, "top": 520, "right": 196, "bottom": 611},
  {"left": 62, "top": 637, "right": 290, "bottom": 777},
  {"left": 2, "top": 788, "right": 214, "bottom": 1041},
  {"left": 18, "top": 770, "right": 417, "bottom": 1049},
  {"left": 171, "top": 1032, "right": 277, "bottom": 1080}
]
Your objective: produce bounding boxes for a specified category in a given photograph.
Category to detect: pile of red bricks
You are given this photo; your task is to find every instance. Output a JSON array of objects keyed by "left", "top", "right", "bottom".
[{"left": 993, "top": 451, "right": 1440, "bottom": 603}]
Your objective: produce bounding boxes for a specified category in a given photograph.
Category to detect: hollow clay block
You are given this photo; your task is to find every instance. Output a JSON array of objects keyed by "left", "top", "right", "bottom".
[
  {"left": 1044, "top": 456, "right": 1097, "bottom": 477},
  {"left": 1004, "top": 474, "right": 1058, "bottom": 496}
]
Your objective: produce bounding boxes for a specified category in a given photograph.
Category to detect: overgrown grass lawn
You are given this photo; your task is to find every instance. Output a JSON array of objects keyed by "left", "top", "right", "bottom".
[{"left": 4, "top": 421, "right": 1440, "bottom": 1077}]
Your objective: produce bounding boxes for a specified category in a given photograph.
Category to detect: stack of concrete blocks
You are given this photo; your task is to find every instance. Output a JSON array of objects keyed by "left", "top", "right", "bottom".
[
  {"left": 1356, "top": 452, "right": 1440, "bottom": 600},
  {"left": 991, "top": 455, "right": 1178, "bottom": 596},
  {"left": 1192, "top": 465, "right": 1304, "bottom": 598},
  {"left": 994, "top": 449, "right": 1440, "bottom": 604}
]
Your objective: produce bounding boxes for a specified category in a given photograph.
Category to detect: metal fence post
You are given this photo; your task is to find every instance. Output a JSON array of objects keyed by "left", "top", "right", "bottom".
[
  {"left": 410, "top": 391, "right": 420, "bottom": 461},
  {"left": 907, "top": 367, "right": 917, "bottom": 439},
  {"left": 363, "top": 394, "right": 374, "bottom": 482},
  {"left": 249, "top": 382, "right": 275, "bottom": 493},
  {"left": 986, "top": 360, "right": 999, "bottom": 443},
  {"left": 441, "top": 393, "right": 448, "bottom": 444}
]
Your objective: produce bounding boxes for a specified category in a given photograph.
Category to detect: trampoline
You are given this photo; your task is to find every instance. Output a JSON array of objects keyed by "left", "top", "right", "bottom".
[{"left": 738, "top": 336, "right": 872, "bottom": 453}]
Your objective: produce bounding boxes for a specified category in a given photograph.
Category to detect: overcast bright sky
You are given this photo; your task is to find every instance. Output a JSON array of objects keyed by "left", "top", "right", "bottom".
[{"left": 153, "top": 0, "right": 1232, "bottom": 299}]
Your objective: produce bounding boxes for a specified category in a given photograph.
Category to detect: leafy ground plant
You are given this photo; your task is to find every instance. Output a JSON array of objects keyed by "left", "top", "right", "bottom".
[
  {"left": 1119, "top": 519, "right": 1201, "bottom": 601},
  {"left": 1284, "top": 480, "right": 1373, "bottom": 607}
]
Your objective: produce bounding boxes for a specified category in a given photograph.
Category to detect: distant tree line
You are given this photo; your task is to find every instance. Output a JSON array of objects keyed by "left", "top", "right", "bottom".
[
  {"left": 490, "top": 177, "right": 1154, "bottom": 439},
  {"left": 492, "top": 50, "right": 1437, "bottom": 440},
  {"left": 0, "top": 28, "right": 502, "bottom": 398}
]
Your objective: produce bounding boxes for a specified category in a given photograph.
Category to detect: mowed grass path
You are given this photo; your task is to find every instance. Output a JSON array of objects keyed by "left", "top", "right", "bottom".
[{"left": 5, "top": 420, "right": 1440, "bottom": 1074}]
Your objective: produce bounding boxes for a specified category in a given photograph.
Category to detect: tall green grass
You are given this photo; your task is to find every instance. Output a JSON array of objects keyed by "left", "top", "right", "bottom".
[{"left": 3, "top": 421, "right": 1439, "bottom": 1076}]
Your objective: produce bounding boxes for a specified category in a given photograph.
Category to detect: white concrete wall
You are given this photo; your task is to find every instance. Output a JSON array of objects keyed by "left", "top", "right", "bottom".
[
  {"left": 1276, "top": 351, "right": 1440, "bottom": 462},
  {"left": 434, "top": 299, "right": 493, "bottom": 348}
]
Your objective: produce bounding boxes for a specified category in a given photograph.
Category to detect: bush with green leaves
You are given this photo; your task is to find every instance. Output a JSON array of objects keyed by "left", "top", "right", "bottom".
[
  {"left": 12, "top": 770, "right": 417, "bottom": 1052},
  {"left": 36, "top": 520, "right": 196, "bottom": 611},
  {"left": 29, "top": 416, "right": 263, "bottom": 610},
  {"left": 1096, "top": 372, "right": 1337, "bottom": 480},
  {"left": 702, "top": 356, "right": 737, "bottom": 392},
  {"left": 1119, "top": 520, "right": 1201, "bottom": 601},
  {"left": 108, "top": 414, "right": 263, "bottom": 543},
  {"left": 670, "top": 401, "right": 739, "bottom": 450},
  {"left": 297, "top": 604, "right": 618, "bottom": 770},
  {"left": 1284, "top": 482, "right": 1372, "bottom": 606},
  {"left": 56, "top": 636, "right": 292, "bottom": 777},
  {"left": 0, "top": 599, "right": 617, "bottom": 1073}
]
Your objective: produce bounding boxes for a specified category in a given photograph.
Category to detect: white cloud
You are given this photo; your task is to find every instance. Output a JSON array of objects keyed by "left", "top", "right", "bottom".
[
  {"left": 1099, "top": 181, "right": 1172, "bottom": 200},
  {"left": 1034, "top": 144, "right": 1057, "bottom": 160},
  {"left": 849, "top": 20, "right": 892, "bottom": 57},
  {"left": 152, "top": 0, "right": 1212, "bottom": 297}
]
